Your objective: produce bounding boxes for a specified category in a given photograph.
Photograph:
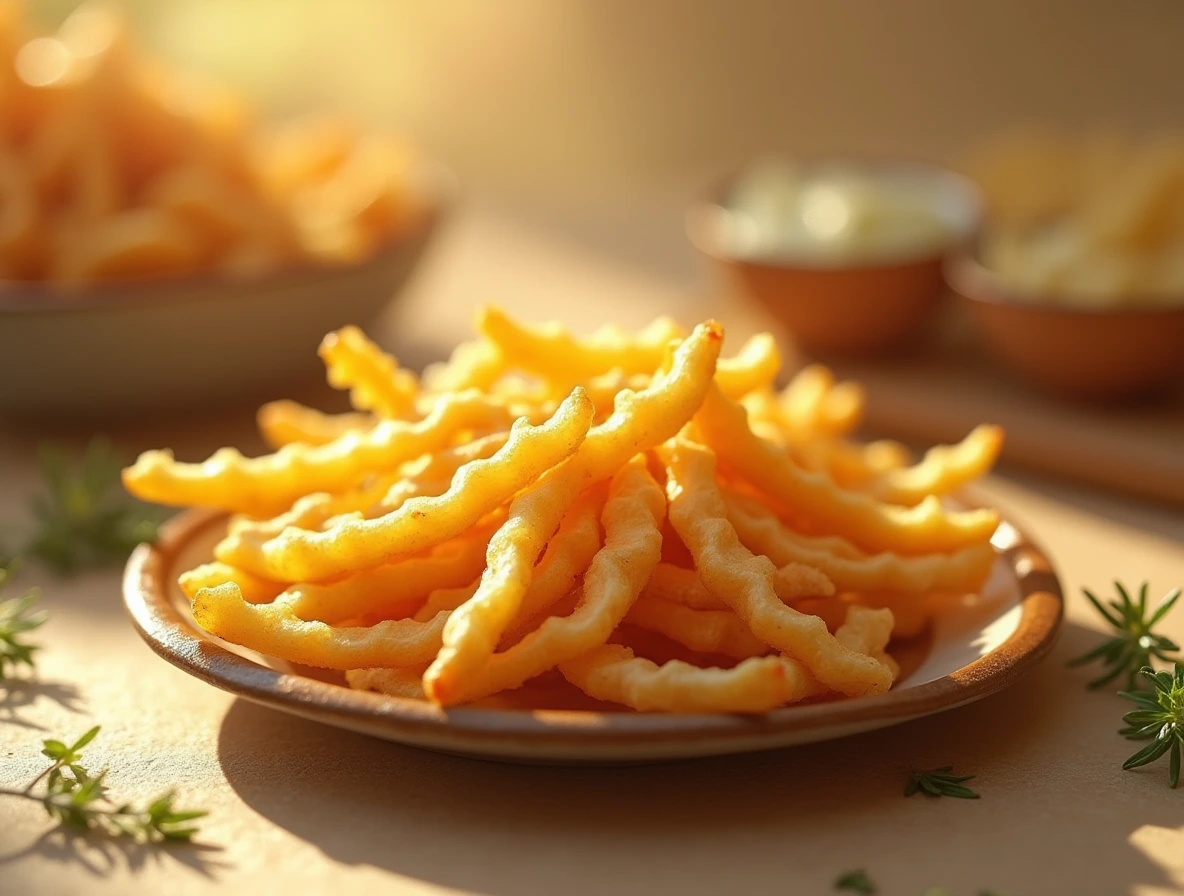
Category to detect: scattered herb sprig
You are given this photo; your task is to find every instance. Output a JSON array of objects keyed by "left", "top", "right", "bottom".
[
  {"left": 0, "top": 566, "right": 46, "bottom": 680},
  {"left": 1068, "top": 582, "right": 1180, "bottom": 690},
  {"left": 4, "top": 438, "right": 167, "bottom": 576},
  {"left": 1119, "top": 664, "right": 1184, "bottom": 789},
  {"left": 904, "top": 767, "right": 980, "bottom": 800},
  {"left": 0, "top": 726, "right": 206, "bottom": 842},
  {"left": 834, "top": 869, "right": 876, "bottom": 893}
]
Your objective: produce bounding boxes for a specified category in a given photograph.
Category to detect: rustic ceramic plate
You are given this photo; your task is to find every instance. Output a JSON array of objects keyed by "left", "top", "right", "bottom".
[{"left": 123, "top": 506, "right": 1063, "bottom": 765}]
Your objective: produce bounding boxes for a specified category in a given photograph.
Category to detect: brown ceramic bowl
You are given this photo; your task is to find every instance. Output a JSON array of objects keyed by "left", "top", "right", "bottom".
[
  {"left": 947, "top": 250, "right": 1184, "bottom": 400},
  {"left": 688, "top": 160, "right": 982, "bottom": 357}
]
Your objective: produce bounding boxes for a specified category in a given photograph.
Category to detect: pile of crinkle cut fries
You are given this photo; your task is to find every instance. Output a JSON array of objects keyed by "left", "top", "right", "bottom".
[{"left": 124, "top": 309, "right": 1004, "bottom": 713}]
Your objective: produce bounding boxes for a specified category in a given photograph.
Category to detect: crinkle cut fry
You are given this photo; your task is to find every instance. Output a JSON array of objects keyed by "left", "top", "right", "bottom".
[
  {"left": 642, "top": 562, "right": 832, "bottom": 612},
  {"left": 271, "top": 521, "right": 498, "bottom": 625},
  {"left": 558, "top": 604, "right": 896, "bottom": 713},
  {"left": 191, "top": 582, "right": 450, "bottom": 668},
  {"left": 660, "top": 436, "right": 894, "bottom": 697},
  {"left": 319, "top": 326, "right": 419, "bottom": 419},
  {"left": 499, "top": 486, "right": 606, "bottom": 646},
  {"left": 724, "top": 492, "right": 995, "bottom": 594},
  {"left": 478, "top": 305, "right": 684, "bottom": 382},
  {"left": 215, "top": 388, "right": 596, "bottom": 581},
  {"left": 346, "top": 665, "right": 428, "bottom": 699},
  {"left": 179, "top": 561, "right": 283, "bottom": 605},
  {"left": 427, "top": 454, "right": 666, "bottom": 706},
  {"left": 422, "top": 321, "right": 723, "bottom": 703},
  {"left": 624, "top": 595, "right": 771, "bottom": 659},
  {"left": 693, "top": 384, "right": 999, "bottom": 554},
  {"left": 864, "top": 424, "right": 1004, "bottom": 505},
  {"left": 256, "top": 400, "right": 374, "bottom": 448},
  {"left": 123, "top": 390, "right": 516, "bottom": 515},
  {"left": 231, "top": 431, "right": 510, "bottom": 543},
  {"left": 714, "top": 332, "right": 780, "bottom": 399},
  {"left": 421, "top": 338, "right": 505, "bottom": 393}
]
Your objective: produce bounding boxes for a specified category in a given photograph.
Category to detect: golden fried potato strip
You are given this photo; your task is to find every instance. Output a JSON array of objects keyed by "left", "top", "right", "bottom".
[
  {"left": 694, "top": 385, "right": 999, "bottom": 554},
  {"left": 346, "top": 665, "right": 428, "bottom": 699},
  {"left": 560, "top": 603, "right": 895, "bottom": 712},
  {"left": 500, "top": 486, "right": 606, "bottom": 645},
  {"left": 624, "top": 596, "right": 770, "bottom": 660},
  {"left": 422, "top": 322, "right": 722, "bottom": 702},
  {"left": 421, "top": 339, "right": 505, "bottom": 393},
  {"left": 179, "top": 561, "right": 282, "bottom": 605},
  {"left": 779, "top": 364, "right": 865, "bottom": 438},
  {"left": 714, "top": 333, "right": 781, "bottom": 399},
  {"left": 864, "top": 424, "right": 1004, "bottom": 505},
  {"left": 124, "top": 390, "right": 515, "bottom": 515},
  {"left": 478, "top": 306, "right": 683, "bottom": 383},
  {"left": 791, "top": 437, "right": 912, "bottom": 489},
  {"left": 661, "top": 437, "right": 893, "bottom": 697},
  {"left": 558, "top": 645, "right": 794, "bottom": 713},
  {"left": 192, "top": 581, "right": 449, "bottom": 668},
  {"left": 275, "top": 521, "right": 499, "bottom": 625},
  {"left": 318, "top": 326, "right": 418, "bottom": 419},
  {"left": 725, "top": 492, "right": 995, "bottom": 594},
  {"left": 216, "top": 389, "right": 595, "bottom": 581},
  {"left": 231, "top": 431, "right": 510, "bottom": 544},
  {"left": 427, "top": 455, "right": 666, "bottom": 705},
  {"left": 641, "top": 561, "right": 832, "bottom": 612},
  {"left": 256, "top": 400, "right": 374, "bottom": 449}
]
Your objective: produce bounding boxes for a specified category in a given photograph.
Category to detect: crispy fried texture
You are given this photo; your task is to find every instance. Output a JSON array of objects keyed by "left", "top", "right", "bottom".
[
  {"left": 694, "top": 384, "right": 999, "bottom": 554},
  {"left": 256, "top": 400, "right": 374, "bottom": 449},
  {"left": 318, "top": 326, "right": 419, "bottom": 419},
  {"left": 422, "top": 322, "right": 722, "bottom": 702},
  {"left": 214, "top": 389, "right": 595, "bottom": 580},
  {"left": 661, "top": 437, "right": 894, "bottom": 698},
  {"left": 124, "top": 390, "right": 515, "bottom": 515},
  {"left": 725, "top": 492, "right": 995, "bottom": 594}
]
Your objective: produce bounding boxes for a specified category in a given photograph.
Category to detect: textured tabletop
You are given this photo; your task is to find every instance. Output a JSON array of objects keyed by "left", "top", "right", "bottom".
[{"left": 3, "top": 205, "right": 1183, "bottom": 896}]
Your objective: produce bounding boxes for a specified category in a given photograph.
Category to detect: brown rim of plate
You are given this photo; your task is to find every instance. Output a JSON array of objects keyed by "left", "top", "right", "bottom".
[
  {"left": 123, "top": 506, "right": 1063, "bottom": 748},
  {"left": 945, "top": 247, "right": 1184, "bottom": 316},
  {"left": 0, "top": 160, "right": 456, "bottom": 316}
]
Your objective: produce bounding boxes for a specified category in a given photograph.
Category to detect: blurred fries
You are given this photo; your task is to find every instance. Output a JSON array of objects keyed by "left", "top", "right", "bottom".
[
  {"left": 0, "top": 1, "right": 424, "bottom": 287},
  {"left": 964, "top": 130, "right": 1184, "bottom": 305}
]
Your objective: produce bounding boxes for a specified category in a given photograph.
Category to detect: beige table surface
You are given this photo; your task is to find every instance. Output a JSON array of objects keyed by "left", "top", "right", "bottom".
[{"left": 2, "top": 204, "right": 1184, "bottom": 896}]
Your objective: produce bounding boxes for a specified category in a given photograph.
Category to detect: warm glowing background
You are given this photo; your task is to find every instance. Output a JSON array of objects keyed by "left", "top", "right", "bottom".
[{"left": 27, "top": 0, "right": 1184, "bottom": 200}]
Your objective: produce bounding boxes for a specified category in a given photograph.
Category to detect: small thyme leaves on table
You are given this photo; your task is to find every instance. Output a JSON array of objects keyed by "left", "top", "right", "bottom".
[
  {"left": 8, "top": 438, "right": 169, "bottom": 576},
  {"left": 1068, "top": 582, "right": 1180, "bottom": 690},
  {"left": 0, "top": 566, "right": 46, "bottom": 681},
  {"left": 904, "top": 767, "right": 980, "bottom": 799},
  {"left": 0, "top": 726, "right": 207, "bottom": 843},
  {"left": 833, "top": 869, "right": 876, "bottom": 894},
  {"left": 1119, "top": 663, "right": 1184, "bottom": 789}
]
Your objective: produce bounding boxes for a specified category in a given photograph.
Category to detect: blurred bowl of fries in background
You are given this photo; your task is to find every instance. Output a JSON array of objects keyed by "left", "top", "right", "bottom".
[
  {"left": 688, "top": 158, "right": 981, "bottom": 357},
  {"left": 0, "top": 2, "right": 451, "bottom": 418},
  {"left": 951, "top": 131, "right": 1184, "bottom": 400}
]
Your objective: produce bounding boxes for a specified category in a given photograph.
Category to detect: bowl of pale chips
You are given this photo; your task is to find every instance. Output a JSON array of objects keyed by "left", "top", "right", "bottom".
[
  {"left": 953, "top": 131, "right": 1184, "bottom": 399},
  {"left": 121, "top": 308, "right": 1063, "bottom": 762},
  {"left": 0, "top": 2, "right": 450, "bottom": 418}
]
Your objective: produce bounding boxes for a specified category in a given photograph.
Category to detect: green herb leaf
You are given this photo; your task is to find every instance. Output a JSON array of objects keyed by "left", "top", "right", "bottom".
[
  {"left": 1070, "top": 583, "right": 1181, "bottom": 690},
  {"left": 0, "top": 569, "right": 47, "bottom": 680},
  {"left": 6, "top": 726, "right": 207, "bottom": 844},
  {"left": 904, "top": 767, "right": 981, "bottom": 800},
  {"left": 834, "top": 869, "right": 876, "bottom": 894},
  {"left": 1120, "top": 664, "right": 1184, "bottom": 789},
  {"left": 15, "top": 438, "right": 169, "bottom": 576}
]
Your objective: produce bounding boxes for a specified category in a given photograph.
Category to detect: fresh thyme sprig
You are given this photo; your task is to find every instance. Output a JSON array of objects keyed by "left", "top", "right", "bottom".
[
  {"left": 904, "top": 767, "right": 980, "bottom": 799},
  {"left": 5, "top": 438, "right": 168, "bottom": 576},
  {"left": 834, "top": 869, "right": 876, "bottom": 894},
  {"left": 0, "top": 726, "right": 206, "bottom": 842},
  {"left": 1119, "top": 664, "right": 1184, "bottom": 789},
  {"left": 0, "top": 566, "right": 46, "bottom": 680},
  {"left": 1068, "top": 582, "right": 1180, "bottom": 690}
]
